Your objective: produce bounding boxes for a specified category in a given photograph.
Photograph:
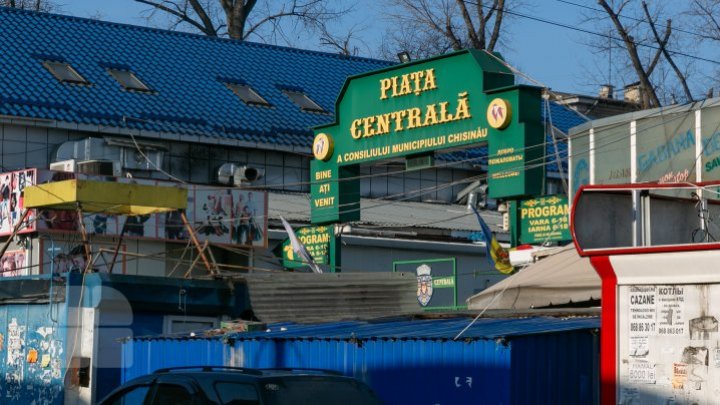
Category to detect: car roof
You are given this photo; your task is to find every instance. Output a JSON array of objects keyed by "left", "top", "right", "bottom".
[{"left": 153, "top": 366, "right": 346, "bottom": 378}]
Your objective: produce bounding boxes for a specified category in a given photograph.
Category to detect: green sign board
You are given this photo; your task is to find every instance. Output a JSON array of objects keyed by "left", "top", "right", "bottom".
[
  {"left": 310, "top": 49, "right": 545, "bottom": 224},
  {"left": 282, "top": 225, "right": 335, "bottom": 269},
  {"left": 515, "top": 195, "right": 571, "bottom": 244}
]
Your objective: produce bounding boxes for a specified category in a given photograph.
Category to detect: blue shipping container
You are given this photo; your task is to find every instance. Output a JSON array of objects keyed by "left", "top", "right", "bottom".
[{"left": 123, "top": 316, "right": 600, "bottom": 404}]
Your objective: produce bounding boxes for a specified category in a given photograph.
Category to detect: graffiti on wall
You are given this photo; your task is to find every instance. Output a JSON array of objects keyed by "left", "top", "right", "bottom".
[
  {"left": 1, "top": 319, "right": 64, "bottom": 404},
  {"left": 5, "top": 318, "right": 26, "bottom": 401}
]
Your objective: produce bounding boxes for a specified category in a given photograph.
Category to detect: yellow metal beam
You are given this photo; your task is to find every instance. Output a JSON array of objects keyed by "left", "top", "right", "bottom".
[{"left": 24, "top": 180, "right": 187, "bottom": 215}]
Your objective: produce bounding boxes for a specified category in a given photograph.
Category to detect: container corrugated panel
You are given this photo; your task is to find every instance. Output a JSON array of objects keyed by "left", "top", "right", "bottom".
[
  {"left": 510, "top": 330, "right": 599, "bottom": 404},
  {"left": 227, "top": 338, "right": 512, "bottom": 404},
  {"left": 0, "top": 301, "right": 68, "bottom": 404},
  {"left": 124, "top": 316, "right": 599, "bottom": 404},
  {"left": 226, "top": 316, "right": 600, "bottom": 340},
  {"left": 121, "top": 338, "right": 227, "bottom": 382},
  {"left": 242, "top": 272, "right": 418, "bottom": 323}
]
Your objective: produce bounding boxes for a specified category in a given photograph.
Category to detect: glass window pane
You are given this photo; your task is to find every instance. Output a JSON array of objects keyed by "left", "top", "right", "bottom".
[
  {"left": 108, "top": 69, "right": 151, "bottom": 91},
  {"left": 215, "top": 382, "right": 260, "bottom": 405},
  {"left": 106, "top": 385, "right": 150, "bottom": 405},
  {"left": 282, "top": 90, "right": 325, "bottom": 113},
  {"left": 226, "top": 83, "right": 270, "bottom": 106},
  {"left": 43, "top": 61, "right": 88, "bottom": 84},
  {"left": 151, "top": 384, "right": 192, "bottom": 405},
  {"left": 263, "top": 378, "right": 381, "bottom": 405}
]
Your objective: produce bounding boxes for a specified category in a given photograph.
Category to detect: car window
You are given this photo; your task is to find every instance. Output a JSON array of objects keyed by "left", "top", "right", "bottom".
[
  {"left": 262, "top": 378, "right": 382, "bottom": 405},
  {"left": 104, "top": 385, "right": 151, "bottom": 405},
  {"left": 214, "top": 381, "right": 260, "bottom": 405},
  {"left": 150, "top": 383, "right": 193, "bottom": 405}
]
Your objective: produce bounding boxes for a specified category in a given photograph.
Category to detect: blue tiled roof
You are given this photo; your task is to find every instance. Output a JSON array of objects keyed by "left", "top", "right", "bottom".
[
  {"left": 0, "top": 7, "right": 392, "bottom": 147},
  {"left": 0, "top": 7, "right": 588, "bottom": 174},
  {"left": 225, "top": 316, "right": 599, "bottom": 341}
]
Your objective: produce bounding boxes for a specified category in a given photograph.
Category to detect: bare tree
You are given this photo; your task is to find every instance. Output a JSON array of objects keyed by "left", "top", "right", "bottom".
[
  {"left": 640, "top": 1, "right": 692, "bottom": 102},
  {"left": 135, "top": 0, "right": 350, "bottom": 46},
  {"left": 597, "top": 0, "right": 663, "bottom": 108},
  {"left": 380, "top": 0, "right": 508, "bottom": 60},
  {"left": 689, "top": 0, "right": 720, "bottom": 42},
  {"left": 587, "top": 0, "right": 697, "bottom": 108},
  {"left": 1, "top": 0, "right": 58, "bottom": 12}
]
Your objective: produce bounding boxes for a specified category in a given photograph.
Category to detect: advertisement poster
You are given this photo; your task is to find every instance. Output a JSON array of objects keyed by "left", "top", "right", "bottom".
[
  {"left": 0, "top": 250, "right": 27, "bottom": 277},
  {"left": 0, "top": 169, "right": 268, "bottom": 247},
  {"left": 0, "top": 169, "right": 37, "bottom": 235}
]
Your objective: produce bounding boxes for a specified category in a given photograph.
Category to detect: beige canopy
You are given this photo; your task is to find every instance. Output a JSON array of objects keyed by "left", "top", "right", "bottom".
[{"left": 466, "top": 244, "right": 601, "bottom": 310}]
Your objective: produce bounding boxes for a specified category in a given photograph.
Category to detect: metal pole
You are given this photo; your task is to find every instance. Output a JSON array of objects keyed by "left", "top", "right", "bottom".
[
  {"left": 76, "top": 204, "right": 92, "bottom": 272},
  {"left": 108, "top": 221, "right": 128, "bottom": 274}
]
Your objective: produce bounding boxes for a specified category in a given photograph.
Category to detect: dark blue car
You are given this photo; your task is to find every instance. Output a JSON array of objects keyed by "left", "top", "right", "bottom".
[{"left": 99, "top": 366, "right": 383, "bottom": 405}]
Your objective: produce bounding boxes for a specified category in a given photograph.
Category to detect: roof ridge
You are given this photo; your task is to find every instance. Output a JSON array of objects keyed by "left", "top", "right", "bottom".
[{"left": 0, "top": 6, "right": 391, "bottom": 65}]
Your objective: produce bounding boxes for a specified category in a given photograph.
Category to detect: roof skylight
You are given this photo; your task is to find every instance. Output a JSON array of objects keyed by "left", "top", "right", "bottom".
[
  {"left": 225, "top": 82, "right": 271, "bottom": 106},
  {"left": 43, "top": 61, "right": 89, "bottom": 84},
  {"left": 107, "top": 68, "right": 151, "bottom": 91},
  {"left": 282, "top": 90, "right": 326, "bottom": 113}
]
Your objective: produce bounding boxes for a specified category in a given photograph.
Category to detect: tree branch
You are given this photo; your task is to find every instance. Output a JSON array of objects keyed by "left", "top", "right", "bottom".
[
  {"left": 487, "top": 0, "right": 504, "bottom": 52},
  {"left": 598, "top": 0, "right": 660, "bottom": 108},
  {"left": 135, "top": 0, "right": 217, "bottom": 36},
  {"left": 456, "top": 0, "right": 481, "bottom": 49},
  {"left": 642, "top": 1, "right": 693, "bottom": 102}
]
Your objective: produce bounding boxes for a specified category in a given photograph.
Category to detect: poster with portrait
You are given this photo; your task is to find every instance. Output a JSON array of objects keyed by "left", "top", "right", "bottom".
[
  {"left": 193, "top": 187, "right": 234, "bottom": 244},
  {"left": 159, "top": 185, "right": 193, "bottom": 241},
  {"left": 0, "top": 171, "right": 12, "bottom": 234},
  {"left": 0, "top": 250, "right": 27, "bottom": 277},
  {"left": 228, "top": 189, "right": 267, "bottom": 247}
]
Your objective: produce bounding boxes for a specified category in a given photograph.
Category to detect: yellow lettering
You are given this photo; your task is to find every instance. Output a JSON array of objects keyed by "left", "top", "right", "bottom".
[
  {"left": 438, "top": 101, "right": 451, "bottom": 122},
  {"left": 380, "top": 78, "right": 392, "bottom": 100},
  {"left": 376, "top": 113, "right": 390, "bottom": 135},
  {"left": 399, "top": 74, "right": 411, "bottom": 96},
  {"left": 392, "top": 110, "right": 406, "bottom": 132},
  {"left": 313, "top": 197, "right": 336, "bottom": 207},
  {"left": 315, "top": 170, "right": 333, "bottom": 180},
  {"left": 350, "top": 119, "right": 362, "bottom": 139},
  {"left": 407, "top": 107, "right": 422, "bottom": 129},
  {"left": 362, "top": 116, "right": 376, "bottom": 137},
  {"left": 455, "top": 92, "right": 470, "bottom": 120},
  {"left": 423, "top": 104, "right": 438, "bottom": 126},
  {"left": 410, "top": 71, "right": 424, "bottom": 95},
  {"left": 423, "top": 69, "right": 437, "bottom": 91}
]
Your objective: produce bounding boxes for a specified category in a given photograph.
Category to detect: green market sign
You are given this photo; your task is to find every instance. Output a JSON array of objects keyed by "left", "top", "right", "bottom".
[
  {"left": 310, "top": 49, "right": 545, "bottom": 224},
  {"left": 516, "top": 195, "right": 570, "bottom": 244},
  {"left": 282, "top": 226, "right": 335, "bottom": 268}
]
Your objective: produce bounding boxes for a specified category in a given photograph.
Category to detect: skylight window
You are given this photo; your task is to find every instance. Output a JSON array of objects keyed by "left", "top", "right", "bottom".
[
  {"left": 107, "top": 68, "right": 151, "bottom": 91},
  {"left": 43, "top": 61, "right": 89, "bottom": 84},
  {"left": 282, "top": 90, "right": 326, "bottom": 113},
  {"left": 225, "top": 83, "right": 271, "bottom": 106}
]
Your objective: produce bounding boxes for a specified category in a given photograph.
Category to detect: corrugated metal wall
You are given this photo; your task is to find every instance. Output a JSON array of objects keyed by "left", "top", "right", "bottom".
[
  {"left": 123, "top": 329, "right": 599, "bottom": 405},
  {"left": 122, "top": 338, "right": 227, "bottom": 383},
  {"left": 511, "top": 331, "right": 599, "bottom": 404},
  {"left": 242, "top": 272, "right": 419, "bottom": 323},
  {"left": 0, "top": 301, "right": 68, "bottom": 404}
]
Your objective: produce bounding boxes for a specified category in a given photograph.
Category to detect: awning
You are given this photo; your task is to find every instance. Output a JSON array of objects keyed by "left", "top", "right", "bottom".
[
  {"left": 466, "top": 244, "right": 600, "bottom": 310},
  {"left": 24, "top": 179, "right": 187, "bottom": 215}
]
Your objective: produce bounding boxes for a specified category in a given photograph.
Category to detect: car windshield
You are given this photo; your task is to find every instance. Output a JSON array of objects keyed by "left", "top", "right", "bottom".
[{"left": 261, "top": 377, "right": 382, "bottom": 405}]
